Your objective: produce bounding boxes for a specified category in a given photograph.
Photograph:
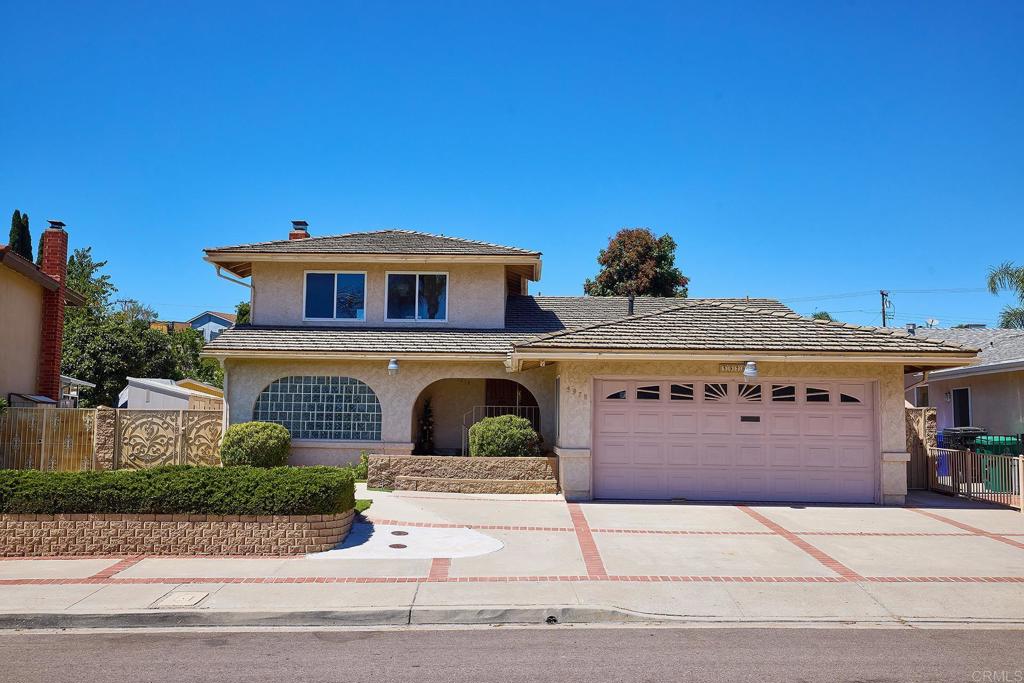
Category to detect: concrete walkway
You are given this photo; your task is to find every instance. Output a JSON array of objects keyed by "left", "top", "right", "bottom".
[{"left": 1, "top": 487, "right": 1022, "bottom": 628}]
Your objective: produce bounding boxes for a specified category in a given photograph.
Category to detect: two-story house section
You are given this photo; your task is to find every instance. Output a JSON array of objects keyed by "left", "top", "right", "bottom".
[{"left": 202, "top": 222, "right": 976, "bottom": 504}]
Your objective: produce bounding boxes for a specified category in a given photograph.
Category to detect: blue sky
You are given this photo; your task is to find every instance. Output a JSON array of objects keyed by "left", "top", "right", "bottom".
[{"left": 2, "top": 1, "right": 1021, "bottom": 327}]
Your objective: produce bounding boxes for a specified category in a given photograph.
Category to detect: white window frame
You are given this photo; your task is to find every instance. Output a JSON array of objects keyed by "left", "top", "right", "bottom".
[
  {"left": 951, "top": 386, "right": 972, "bottom": 427},
  {"left": 384, "top": 271, "right": 449, "bottom": 322},
  {"left": 302, "top": 270, "right": 368, "bottom": 322}
]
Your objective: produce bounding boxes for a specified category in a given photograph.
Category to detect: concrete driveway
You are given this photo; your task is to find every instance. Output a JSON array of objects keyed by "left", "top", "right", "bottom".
[{"left": 1, "top": 487, "right": 1022, "bottom": 625}]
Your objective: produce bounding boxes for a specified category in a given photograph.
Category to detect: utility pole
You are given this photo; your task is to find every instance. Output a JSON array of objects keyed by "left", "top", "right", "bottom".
[{"left": 880, "top": 290, "right": 890, "bottom": 327}]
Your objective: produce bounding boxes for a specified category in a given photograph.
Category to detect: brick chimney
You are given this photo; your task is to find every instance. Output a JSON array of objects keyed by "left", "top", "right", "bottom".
[
  {"left": 36, "top": 220, "right": 68, "bottom": 400},
  {"left": 289, "top": 220, "right": 309, "bottom": 240}
]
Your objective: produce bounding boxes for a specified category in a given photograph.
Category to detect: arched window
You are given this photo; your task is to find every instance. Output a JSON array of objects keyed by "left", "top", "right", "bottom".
[{"left": 253, "top": 376, "right": 382, "bottom": 441}]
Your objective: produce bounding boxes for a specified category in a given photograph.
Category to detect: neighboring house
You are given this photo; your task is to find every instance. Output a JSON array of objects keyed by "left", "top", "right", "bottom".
[
  {"left": 0, "top": 221, "right": 86, "bottom": 406},
  {"left": 202, "top": 223, "right": 976, "bottom": 504},
  {"left": 59, "top": 375, "right": 96, "bottom": 408},
  {"left": 904, "top": 327, "right": 1024, "bottom": 436},
  {"left": 151, "top": 311, "right": 236, "bottom": 341},
  {"left": 117, "top": 377, "right": 224, "bottom": 411}
]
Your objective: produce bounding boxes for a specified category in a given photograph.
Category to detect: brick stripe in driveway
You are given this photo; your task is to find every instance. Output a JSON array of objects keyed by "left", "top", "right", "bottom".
[
  {"left": 907, "top": 508, "right": 1024, "bottom": 550},
  {"left": 737, "top": 506, "right": 864, "bottom": 580},
  {"left": 567, "top": 504, "right": 608, "bottom": 578}
]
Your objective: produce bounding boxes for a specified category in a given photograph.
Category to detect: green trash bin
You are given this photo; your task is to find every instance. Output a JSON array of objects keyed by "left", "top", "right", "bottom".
[
  {"left": 980, "top": 455, "right": 1012, "bottom": 493},
  {"left": 975, "top": 436, "right": 1023, "bottom": 456}
]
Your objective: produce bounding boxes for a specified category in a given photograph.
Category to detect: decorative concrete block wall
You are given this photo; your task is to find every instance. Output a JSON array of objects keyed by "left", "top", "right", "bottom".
[
  {"left": 0, "top": 510, "right": 354, "bottom": 557},
  {"left": 367, "top": 455, "right": 558, "bottom": 494}
]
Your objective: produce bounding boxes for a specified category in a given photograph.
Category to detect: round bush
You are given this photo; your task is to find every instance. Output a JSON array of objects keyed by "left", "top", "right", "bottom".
[
  {"left": 468, "top": 414, "right": 541, "bottom": 457},
  {"left": 220, "top": 421, "right": 291, "bottom": 467}
]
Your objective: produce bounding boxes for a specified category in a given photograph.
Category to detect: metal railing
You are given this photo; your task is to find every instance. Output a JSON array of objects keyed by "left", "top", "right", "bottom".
[
  {"left": 928, "top": 447, "right": 1023, "bottom": 511},
  {"left": 461, "top": 405, "right": 540, "bottom": 456},
  {"left": 0, "top": 408, "right": 97, "bottom": 471}
]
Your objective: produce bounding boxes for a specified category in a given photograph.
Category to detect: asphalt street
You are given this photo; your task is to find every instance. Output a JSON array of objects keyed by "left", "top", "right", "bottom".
[{"left": 1, "top": 626, "right": 1022, "bottom": 682}]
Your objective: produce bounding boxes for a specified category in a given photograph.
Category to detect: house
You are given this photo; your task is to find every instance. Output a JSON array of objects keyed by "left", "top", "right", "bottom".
[
  {"left": 202, "top": 222, "right": 977, "bottom": 504},
  {"left": 904, "top": 327, "right": 1024, "bottom": 436},
  {"left": 59, "top": 375, "right": 96, "bottom": 408},
  {"left": 151, "top": 311, "right": 236, "bottom": 341},
  {"left": 0, "top": 221, "right": 86, "bottom": 406},
  {"left": 117, "top": 377, "right": 224, "bottom": 411}
]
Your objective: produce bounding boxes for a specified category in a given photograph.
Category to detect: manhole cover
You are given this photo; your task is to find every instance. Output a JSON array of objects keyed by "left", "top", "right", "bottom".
[
  {"left": 152, "top": 591, "right": 209, "bottom": 608},
  {"left": 388, "top": 543, "right": 408, "bottom": 549},
  {"left": 391, "top": 530, "right": 409, "bottom": 536}
]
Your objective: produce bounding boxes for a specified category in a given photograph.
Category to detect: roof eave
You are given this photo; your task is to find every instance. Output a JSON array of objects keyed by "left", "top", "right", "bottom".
[
  {"left": 926, "top": 357, "right": 1024, "bottom": 381},
  {"left": 201, "top": 349, "right": 508, "bottom": 362},
  {"left": 204, "top": 252, "right": 542, "bottom": 280}
]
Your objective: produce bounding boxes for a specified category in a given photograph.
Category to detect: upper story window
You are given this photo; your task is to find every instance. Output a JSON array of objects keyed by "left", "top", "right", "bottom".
[
  {"left": 304, "top": 272, "right": 366, "bottom": 320},
  {"left": 386, "top": 272, "right": 448, "bottom": 321}
]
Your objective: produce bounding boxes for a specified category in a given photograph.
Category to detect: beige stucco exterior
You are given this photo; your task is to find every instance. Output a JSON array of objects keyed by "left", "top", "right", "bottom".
[
  {"left": 250, "top": 261, "right": 508, "bottom": 328},
  {"left": 223, "top": 358, "right": 556, "bottom": 466},
  {"left": 223, "top": 355, "right": 910, "bottom": 504},
  {"left": 0, "top": 266, "right": 43, "bottom": 398},
  {"left": 927, "top": 371, "right": 1024, "bottom": 435}
]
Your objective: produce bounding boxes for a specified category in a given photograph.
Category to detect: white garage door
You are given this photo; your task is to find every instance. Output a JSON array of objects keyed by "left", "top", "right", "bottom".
[{"left": 593, "top": 379, "right": 877, "bottom": 503}]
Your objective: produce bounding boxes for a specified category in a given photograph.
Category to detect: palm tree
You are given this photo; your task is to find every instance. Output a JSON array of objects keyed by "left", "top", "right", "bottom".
[
  {"left": 811, "top": 311, "right": 836, "bottom": 322},
  {"left": 987, "top": 262, "right": 1024, "bottom": 328}
]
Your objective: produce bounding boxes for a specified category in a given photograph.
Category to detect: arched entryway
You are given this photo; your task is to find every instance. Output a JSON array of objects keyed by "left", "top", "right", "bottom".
[{"left": 411, "top": 378, "right": 540, "bottom": 455}]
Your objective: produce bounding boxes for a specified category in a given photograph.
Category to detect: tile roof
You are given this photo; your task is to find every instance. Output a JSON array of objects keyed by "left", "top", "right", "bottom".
[
  {"left": 913, "top": 328, "right": 1024, "bottom": 371},
  {"left": 205, "top": 296, "right": 975, "bottom": 358},
  {"left": 205, "top": 229, "right": 539, "bottom": 257},
  {"left": 514, "top": 301, "right": 976, "bottom": 355}
]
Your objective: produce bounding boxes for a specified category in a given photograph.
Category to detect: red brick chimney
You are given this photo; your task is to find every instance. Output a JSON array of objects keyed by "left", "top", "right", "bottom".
[
  {"left": 289, "top": 220, "right": 309, "bottom": 240},
  {"left": 36, "top": 220, "right": 68, "bottom": 400}
]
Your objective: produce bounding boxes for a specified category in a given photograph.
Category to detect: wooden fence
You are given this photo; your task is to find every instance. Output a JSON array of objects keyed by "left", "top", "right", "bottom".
[
  {"left": 0, "top": 407, "right": 222, "bottom": 471},
  {"left": 906, "top": 407, "right": 936, "bottom": 490}
]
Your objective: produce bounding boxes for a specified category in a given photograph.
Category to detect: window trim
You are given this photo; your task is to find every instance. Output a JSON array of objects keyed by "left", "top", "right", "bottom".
[
  {"left": 302, "top": 270, "right": 368, "bottom": 322},
  {"left": 384, "top": 271, "right": 450, "bottom": 322}
]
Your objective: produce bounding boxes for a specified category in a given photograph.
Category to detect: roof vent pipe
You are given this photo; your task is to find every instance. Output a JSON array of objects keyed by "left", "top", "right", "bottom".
[
  {"left": 905, "top": 323, "right": 917, "bottom": 336},
  {"left": 627, "top": 294, "right": 635, "bottom": 316}
]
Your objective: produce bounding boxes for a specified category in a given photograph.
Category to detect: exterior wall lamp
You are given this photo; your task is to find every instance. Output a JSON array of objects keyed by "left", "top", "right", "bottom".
[
  {"left": 387, "top": 358, "right": 399, "bottom": 376},
  {"left": 743, "top": 361, "right": 758, "bottom": 381}
]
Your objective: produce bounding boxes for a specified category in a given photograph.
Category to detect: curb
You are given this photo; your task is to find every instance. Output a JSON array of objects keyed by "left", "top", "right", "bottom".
[{"left": 1, "top": 606, "right": 1023, "bottom": 630}]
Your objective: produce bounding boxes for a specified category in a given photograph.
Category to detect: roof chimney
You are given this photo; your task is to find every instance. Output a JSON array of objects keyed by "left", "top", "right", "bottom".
[
  {"left": 37, "top": 220, "right": 69, "bottom": 400},
  {"left": 289, "top": 220, "right": 309, "bottom": 240}
]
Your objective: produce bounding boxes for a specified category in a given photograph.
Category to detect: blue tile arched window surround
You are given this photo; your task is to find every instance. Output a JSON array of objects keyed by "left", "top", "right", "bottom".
[{"left": 253, "top": 376, "right": 382, "bottom": 441}]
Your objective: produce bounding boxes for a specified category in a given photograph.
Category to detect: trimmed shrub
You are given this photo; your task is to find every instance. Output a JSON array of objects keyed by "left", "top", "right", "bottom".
[
  {"left": 468, "top": 415, "right": 541, "bottom": 457},
  {"left": 220, "top": 421, "right": 291, "bottom": 467},
  {"left": 0, "top": 465, "right": 354, "bottom": 516},
  {"left": 353, "top": 451, "right": 369, "bottom": 481}
]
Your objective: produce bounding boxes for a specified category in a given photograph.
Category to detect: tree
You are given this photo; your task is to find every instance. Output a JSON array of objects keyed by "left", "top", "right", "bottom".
[
  {"left": 235, "top": 301, "right": 250, "bottom": 325},
  {"left": 115, "top": 299, "right": 159, "bottom": 323},
  {"left": 987, "top": 261, "right": 1024, "bottom": 329},
  {"left": 169, "top": 327, "right": 223, "bottom": 388},
  {"left": 8, "top": 210, "right": 32, "bottom": 261},
  {"left": 583, "top": 228, "right": 689, "bottom": 297},
  {"left": 811, "top": 311, "right": 836, "bottom": 322},
  {"left": 66, "top": 247, "right": 117, "bottom": 315}
]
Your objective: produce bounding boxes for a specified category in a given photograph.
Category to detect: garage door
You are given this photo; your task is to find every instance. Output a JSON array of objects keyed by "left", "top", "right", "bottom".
[{"left": 593, "top": 379, "right": 877, "bottom": 503}]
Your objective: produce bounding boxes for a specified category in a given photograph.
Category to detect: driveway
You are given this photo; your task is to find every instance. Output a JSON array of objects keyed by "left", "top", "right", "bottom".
[{"left": 0, "top": 487, "right": 1022, "bottom": 624}]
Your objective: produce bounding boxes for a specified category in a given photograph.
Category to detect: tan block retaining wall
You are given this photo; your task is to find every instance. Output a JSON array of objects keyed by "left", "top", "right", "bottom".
[
  {"left": 368, "top": 455, "right": 558, "bottom": 493},
  {"left": 0, "top": 509, "right": 354, "bottom": 557}
]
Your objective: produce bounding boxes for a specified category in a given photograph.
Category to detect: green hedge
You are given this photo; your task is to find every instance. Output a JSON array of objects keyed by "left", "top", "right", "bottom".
[
  {"left": 0, "top": 466, "right": 354, "bottom": 516},
  {"left": 220, "top": 422, "right": 291, "bottom": 467},
  {"left": 469, "top": 414, "right": 542, "bottom": 457}
]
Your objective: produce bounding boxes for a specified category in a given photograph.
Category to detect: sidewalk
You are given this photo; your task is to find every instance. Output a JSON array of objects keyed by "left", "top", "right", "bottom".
[{"left": 1, "top": 486, "right": 1022, "bottom": 629}]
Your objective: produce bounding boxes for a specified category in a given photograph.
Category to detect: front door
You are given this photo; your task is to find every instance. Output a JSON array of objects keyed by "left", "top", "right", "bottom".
[{"left": 952, "top": 388, "right": 971, "bottom": 427}]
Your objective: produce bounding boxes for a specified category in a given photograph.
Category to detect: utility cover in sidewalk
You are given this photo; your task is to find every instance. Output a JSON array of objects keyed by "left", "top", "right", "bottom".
[
  {"left": 308, "top": 524, "right": 503, "bottom": 560},
  {"left": 152, "top": 591, "right": 209, "bottom": 608}
]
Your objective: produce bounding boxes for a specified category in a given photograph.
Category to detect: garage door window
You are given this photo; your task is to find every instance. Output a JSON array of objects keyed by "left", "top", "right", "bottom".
[
  {"left": 806, "top": 387, "right": 830, "bottom": 403},
  {"left": 771, "top": 384, "right": 796, "bottom": 402},
  {"left": 704, "top": 383, "right": 728, "bottom": 401},
  {"left": 636, "top": 385, "right": 660, "bottom": 400},
  {"left": 670, "top": 383, "right": 694, "bottom": 401},
  {"left": 738, "top": 384, "right": 762, "bottom": 402}
]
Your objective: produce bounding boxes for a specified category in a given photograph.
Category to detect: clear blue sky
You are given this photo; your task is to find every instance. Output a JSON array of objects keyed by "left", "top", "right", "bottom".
[{"left": 2, "top": 1, "right": 1021, "bottom": 327}]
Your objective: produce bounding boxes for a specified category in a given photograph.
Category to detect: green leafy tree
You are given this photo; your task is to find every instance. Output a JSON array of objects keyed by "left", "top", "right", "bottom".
[
  {"left": 7, "top": 210, "right": 32, "bottom": 261},
  {"left": 584, "top": 228, "right": 689, "bottom": 297},
  {"left": 169, "top": 327, "right": 223, "bottom": 388},
  {"left": 811, "top": 311, "right": 836, "bottom": 322},
  {"left": 235, "top": 301, "right": 250, "bottom": 325},
  {"left": 66, "top": 247, "right": 117, "bottom": 316},
  {"left": 987, "top": 262, "right": 1024, "bottom": 328}
]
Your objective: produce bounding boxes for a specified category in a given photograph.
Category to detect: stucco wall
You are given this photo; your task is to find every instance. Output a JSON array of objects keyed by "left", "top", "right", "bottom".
[
  {"left": 0, "top": 266, "right": 43, "bottom": 398},
  {"left": 928, "top": 372, "right": 1024, "bottom": 435},
  {"left": 553, "top": 360, "right": 907, "bottom": 502},
  {"left": 224, "top": 358, "right": 557, "bottom": 465},
  {"left": 250, "top": 261, "right": 507, "bottom": 328}
]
